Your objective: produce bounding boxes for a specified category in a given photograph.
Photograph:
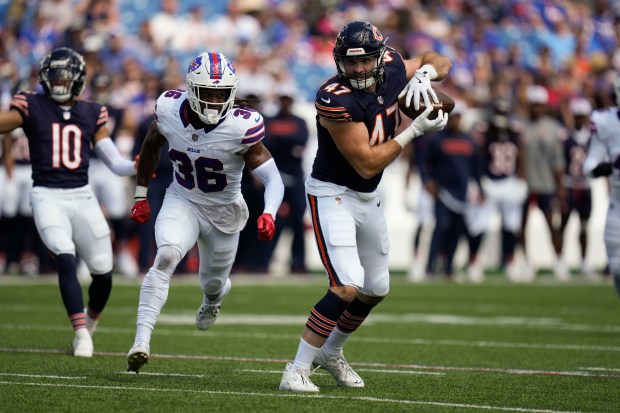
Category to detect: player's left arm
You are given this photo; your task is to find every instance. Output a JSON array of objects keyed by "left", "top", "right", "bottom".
[
  {"left": 244, "top": 142, "right": 284, "bottom": 241},
  {"left": 1, "top": 135, "right": 15, "bottom": 178},
  {"left": 0, "top": 109, "right": 24, "bottom": 134},
  {"left": 93, "top": 125, "right": 136, "bottom": 176},
  {"left": 400, "top": 51, "right": 452, "bottom": 110}
]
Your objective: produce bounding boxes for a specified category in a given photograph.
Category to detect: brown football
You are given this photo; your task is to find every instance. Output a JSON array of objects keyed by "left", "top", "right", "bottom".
[{"left": 398, "top": 88, "right": 455, "bottom": 120}]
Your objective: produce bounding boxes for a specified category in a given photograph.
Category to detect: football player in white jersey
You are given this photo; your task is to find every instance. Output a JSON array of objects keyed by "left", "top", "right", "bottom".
[
  {"left": 583, "top": 77, "right": 620, "bottom": 298},
  {"left": 126, "top": 52, "right": 284, "bottom": 373}
]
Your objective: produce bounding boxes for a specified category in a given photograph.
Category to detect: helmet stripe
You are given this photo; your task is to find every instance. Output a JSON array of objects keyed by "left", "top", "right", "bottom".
[{"left": 209, "top": 52, "right": 222, "bottom": 80}]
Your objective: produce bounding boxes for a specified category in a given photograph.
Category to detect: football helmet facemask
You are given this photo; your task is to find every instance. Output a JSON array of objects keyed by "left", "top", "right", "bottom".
[
  {"left": 39, "top": 47, "right": 86, "bottom": 103},
  {"left": 186, "top": 52, "right": 238, "bottom": 125},
  {"left": 333, "top": 21, "right": 386, "bottom": 90}
]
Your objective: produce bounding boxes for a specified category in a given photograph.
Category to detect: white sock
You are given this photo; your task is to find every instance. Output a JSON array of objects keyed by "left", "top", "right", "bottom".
[
  {"left": 134, "top": 268, "right": 171, "bottom": 345},
  {"left": 291, "top": 338, "right": 320, "bottom": 370},
  {"left": 322, "top": 328, "right": 350, "bottom": 357}
]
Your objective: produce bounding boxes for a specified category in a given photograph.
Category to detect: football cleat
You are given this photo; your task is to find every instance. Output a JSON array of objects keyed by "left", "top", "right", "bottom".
[
  {"left": 196, "top": 279, "right": 231, "bottom": 331},
  {"left": 127, "top": 342, "right": 150, "bottom": 373},
  {"left": 72, "top": 328, "right": 94, "bottom": 358},
  {"left": 312, "top": 347, "right": 364, "bottom": 387},
  {"left": 279, "top": 363, "right": 319, "bottom": 392}
]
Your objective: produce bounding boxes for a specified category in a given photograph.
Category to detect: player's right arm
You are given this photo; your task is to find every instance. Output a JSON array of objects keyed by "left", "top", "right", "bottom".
[
  {"left": 321, "top": 117, "right": 404, "bottom": 179},
  {"left": 135, "top": 122, "right": 166, "bottom": 187},
  {"left": 0, "top": 109, "right": 24, "bottom": 134},
  {"left": 130, "top": 121, "right": 167, "bottom": 224}
]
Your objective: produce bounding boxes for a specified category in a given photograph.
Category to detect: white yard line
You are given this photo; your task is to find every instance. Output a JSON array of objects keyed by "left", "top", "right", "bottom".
[
  {"left": 0, "top": 373, "right": 86, "bottom": 379},
  {"left": 2, "top": 322, "right": 620, "bottom": 353},
  {"left": 0, "top": 380, "right": 587, "bottom": 413},
  {"left": 2, "top": 347, "right": 620, "bottom": 379}
]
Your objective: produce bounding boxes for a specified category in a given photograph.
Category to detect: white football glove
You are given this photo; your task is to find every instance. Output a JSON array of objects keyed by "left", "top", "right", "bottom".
[
  {"left": 393, "top": 105, "right": 448, "bottom": 148},
  {"left": 398, "top": 64, "right": 439, "bottom": 110}
]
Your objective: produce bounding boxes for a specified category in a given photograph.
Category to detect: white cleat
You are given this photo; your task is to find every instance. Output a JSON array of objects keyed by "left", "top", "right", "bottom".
[
  {"left": 85, "top": 308, "right": 98, "bottom": 337},
  {"left": 467, "top": 261, "right": 485, "bottom": 284},
  {"left": 72, "top": 328, "right": 94, "bottom": 358},
  {"left": 116, "top": 251, "right": 139, "bottom": 278},
  {"left": 196, "top": 279, "right": 231, "bottom": 331},
  {"left": 554, "top": 260, "right": 570, "bottom": 282},
  {"left": 279, "top": 362, "right": 319, "bottom": 392},
  {"left": 312, "top": 347, "right": 364, "bottom": 387},
  {"left": 127, "top": 342, "right": 150, "bottom": 373}
]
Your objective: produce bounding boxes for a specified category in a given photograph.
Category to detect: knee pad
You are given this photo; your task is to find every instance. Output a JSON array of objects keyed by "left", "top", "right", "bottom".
[
  {"left": 203, "top": 277, "right": 231, "bottom": 297},
  {"left": 154, "top": 245, "right": 182, "bottom": 274},
  {"left": 89, "top": 253, "right": 113, "bottom": 275},
  {"left": 361, "top": 272, "right": 390, "bottom": 297}
]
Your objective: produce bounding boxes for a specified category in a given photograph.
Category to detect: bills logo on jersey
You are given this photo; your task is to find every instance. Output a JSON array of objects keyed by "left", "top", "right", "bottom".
[{"left": 188, "top": 56, "right": 203, "bottom": 73}]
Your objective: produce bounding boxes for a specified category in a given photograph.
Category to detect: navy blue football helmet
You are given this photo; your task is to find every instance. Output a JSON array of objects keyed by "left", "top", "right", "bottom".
[
  {"left": 39, "top": 47, "right": 86, "bottom": 103},
  {"left": 333, "top": 21, "right": 386, "bottom": 90}
]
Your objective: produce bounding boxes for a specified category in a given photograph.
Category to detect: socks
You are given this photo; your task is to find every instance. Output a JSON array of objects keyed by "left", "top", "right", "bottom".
[{"left": 291, "top": 338, "right": 320, "bottom": 370}]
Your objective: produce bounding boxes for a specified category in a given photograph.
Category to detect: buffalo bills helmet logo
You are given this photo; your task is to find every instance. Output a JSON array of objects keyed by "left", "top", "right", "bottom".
[{"left": 188, "top": 56, "right": 203, "bottom": 73}]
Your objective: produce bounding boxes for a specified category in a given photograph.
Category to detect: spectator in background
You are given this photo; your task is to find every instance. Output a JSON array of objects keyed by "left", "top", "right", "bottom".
[
  {"left": 520, "top": 85, "right": 568, "bottom": 281},
  {"left": 420, "top": 102, "right": 484, "bottom": 280},
  {"left": 88, "top": 71, "right": 139, "bottom": 278},
  {"left": 560, "top": 97, "right": 596, "bottom": 279},
  {"left": 403, "top": 132, "right": 435, "bottom": 282},
  {"left": 263, "top": 85, "right": 309, "bottom": 274},
  {"left": 479, "top": 98, "right": 528, "bottom": 281}
]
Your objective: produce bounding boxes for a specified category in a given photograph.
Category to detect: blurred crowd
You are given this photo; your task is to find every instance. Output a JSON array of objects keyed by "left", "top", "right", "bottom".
[{"left": 2, "top": 0, "right": 620, "bottom": 279}]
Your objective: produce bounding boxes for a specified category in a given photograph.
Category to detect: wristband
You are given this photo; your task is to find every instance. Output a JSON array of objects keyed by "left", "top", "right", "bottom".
[
  {"left": 393, "top": 124, "right": 422, "bottom": 148},
  {"left": 134, "top": 185, "right": 148, "bottom": 199},
  {"left": 418, "top": 64, "right": 438, "bottom": 80}
]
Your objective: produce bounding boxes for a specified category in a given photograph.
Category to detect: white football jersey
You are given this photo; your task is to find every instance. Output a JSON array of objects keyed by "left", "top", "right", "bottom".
[
  {"left": 155, "top": 90, "right": 265, "bottom": 205},
  {"left": 583, "top": 106, "right": 620, "bottom": 199}
]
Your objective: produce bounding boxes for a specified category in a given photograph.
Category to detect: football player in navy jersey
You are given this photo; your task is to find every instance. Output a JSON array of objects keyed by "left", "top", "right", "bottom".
[
  {"left": 0, "top": 47, "right": 136, "bottom": 357},
  {"left": 561, "top": 97, "right": 595, "bottom": 278},
  {"left": 279, "top": 21, "right": 451, "bottom": 392},
  {"left": 126, "top": 51, "right": 284, "bottom": 373}
]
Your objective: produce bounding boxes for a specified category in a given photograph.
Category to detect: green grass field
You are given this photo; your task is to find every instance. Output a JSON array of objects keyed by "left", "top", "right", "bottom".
[{"left": 1, "top": 274, "right": 619, "bottom": 412}]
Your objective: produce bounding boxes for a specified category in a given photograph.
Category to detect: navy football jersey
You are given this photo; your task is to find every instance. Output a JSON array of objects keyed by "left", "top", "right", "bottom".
[
  {"left": 311, "top": 47, "right": 406, "bottom": 193},
  {"left": 482, "top": 124, "right": 520, "bottom": 180},
  {"left": 10, "top": 92, "right": 108, "bottom": 188},
  {"left": 563, "top": 127, "right": 590, "bottom": 189}
]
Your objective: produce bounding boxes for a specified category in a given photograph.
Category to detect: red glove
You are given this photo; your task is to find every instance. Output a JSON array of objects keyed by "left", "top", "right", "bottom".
[
  {"left": 257, "top": 213, "right": 275, "bottom": 241},
  {"left": 130, "top": 199, "right": 151, "bottom": 224}
]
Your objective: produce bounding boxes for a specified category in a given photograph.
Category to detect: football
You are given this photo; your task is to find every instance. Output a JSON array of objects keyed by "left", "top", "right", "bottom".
[{"left": 398, "top": 88, "right": 455, "bottom": 120}]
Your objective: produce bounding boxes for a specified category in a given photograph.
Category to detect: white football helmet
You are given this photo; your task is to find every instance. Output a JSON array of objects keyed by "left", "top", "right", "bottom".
[{"left": 186, "top": 52, "right": 238, "bottom": 124}]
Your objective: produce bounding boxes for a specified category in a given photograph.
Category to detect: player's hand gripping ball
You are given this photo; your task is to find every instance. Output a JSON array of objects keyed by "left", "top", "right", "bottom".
[{"left": 399, "top": 88, "right": 455, "bottom": 121}]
